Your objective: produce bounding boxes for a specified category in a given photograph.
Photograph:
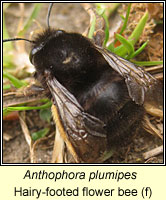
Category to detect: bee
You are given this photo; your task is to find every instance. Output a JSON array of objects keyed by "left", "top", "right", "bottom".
[{"left": 3, "top": 3, "right": 163, "bottom": 163}]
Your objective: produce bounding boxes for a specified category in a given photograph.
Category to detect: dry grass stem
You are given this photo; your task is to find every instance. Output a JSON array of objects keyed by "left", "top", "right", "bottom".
[{"left": 143, "top": 145, "right": 163, "bottom": 160}]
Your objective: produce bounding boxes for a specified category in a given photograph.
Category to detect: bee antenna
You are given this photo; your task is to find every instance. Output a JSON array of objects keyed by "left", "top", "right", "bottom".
[
  {"left": 47, "top": 3, "right": 54, "bottom": 28},
  {"left": 3, "top": 38, "right": 34, "bottom": 43}
]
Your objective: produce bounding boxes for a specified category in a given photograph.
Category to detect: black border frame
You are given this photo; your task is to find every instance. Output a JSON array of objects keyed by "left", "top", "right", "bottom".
[{"left": 1, "top": 1, "right": 165, "bottom": 166}]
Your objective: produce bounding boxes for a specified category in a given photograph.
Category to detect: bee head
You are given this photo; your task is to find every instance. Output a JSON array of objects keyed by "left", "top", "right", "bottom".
[
  {"left": 30, "top": 28, "right": 100, "bottom": 75},
  {"left": 3, "top": 3, "right": 107, "bottom": 91}
]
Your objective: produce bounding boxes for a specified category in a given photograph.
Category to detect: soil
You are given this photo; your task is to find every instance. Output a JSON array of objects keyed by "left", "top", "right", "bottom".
[{"left": 3, "top": 3, "right": 163, "bottom": 164}]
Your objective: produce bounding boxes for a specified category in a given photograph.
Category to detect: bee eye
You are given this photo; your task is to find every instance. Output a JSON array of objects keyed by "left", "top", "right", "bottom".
[
  {"left": 30, "top": 43, "right": 44, "bottom": 64},
  {"left": 29, "top": 49, "right": 35, "bottom": 64}
]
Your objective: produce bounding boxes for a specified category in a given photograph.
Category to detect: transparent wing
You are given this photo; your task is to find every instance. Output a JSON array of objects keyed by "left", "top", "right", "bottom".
[
  {"left": 45, "top": 71, "right": 108, "bottom": 163},
  {"left": 96, "top": 46, "right": 162, "bottom": 105}
]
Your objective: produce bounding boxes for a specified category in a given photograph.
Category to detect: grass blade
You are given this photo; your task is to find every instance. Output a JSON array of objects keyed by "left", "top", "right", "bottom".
[
  {"left": 18, "top": 3, "right": 42, "bottom": 37},
  {"left": 3, "top": 70, "right": 27, "bottom": 88},
  {"left": 113, "top": 10, "right": 149, "bottom": 57},
  {"left": 115, "top": 33, "right": 134, "bottom": 54}
]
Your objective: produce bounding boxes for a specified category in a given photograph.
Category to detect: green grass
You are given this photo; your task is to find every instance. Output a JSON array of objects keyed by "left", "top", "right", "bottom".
[
  {"left": 3, "top": 3, "right": 52, "bottom": 129},
  {"left": 3, "top": 70, "right": 27, "bottom": 88},
  {"left": 17, "top": 3, "right": 42, "bottom": 37},
  {"left": 91, "top": 3, "right": 163, "bottom": 66}
]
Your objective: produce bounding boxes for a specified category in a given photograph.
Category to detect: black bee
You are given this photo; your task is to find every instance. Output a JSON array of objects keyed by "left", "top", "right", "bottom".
[{"left": 3, "top": 3, "right": 162, "bottom": 163}]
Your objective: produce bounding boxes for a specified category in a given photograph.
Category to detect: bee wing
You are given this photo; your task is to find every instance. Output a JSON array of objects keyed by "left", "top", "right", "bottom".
[
  {"left": 96, "top": 46, "right": 160, "bottom": 105},
  {"left": 45, "top": 72, "right": 108, "bottom": 163}
]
